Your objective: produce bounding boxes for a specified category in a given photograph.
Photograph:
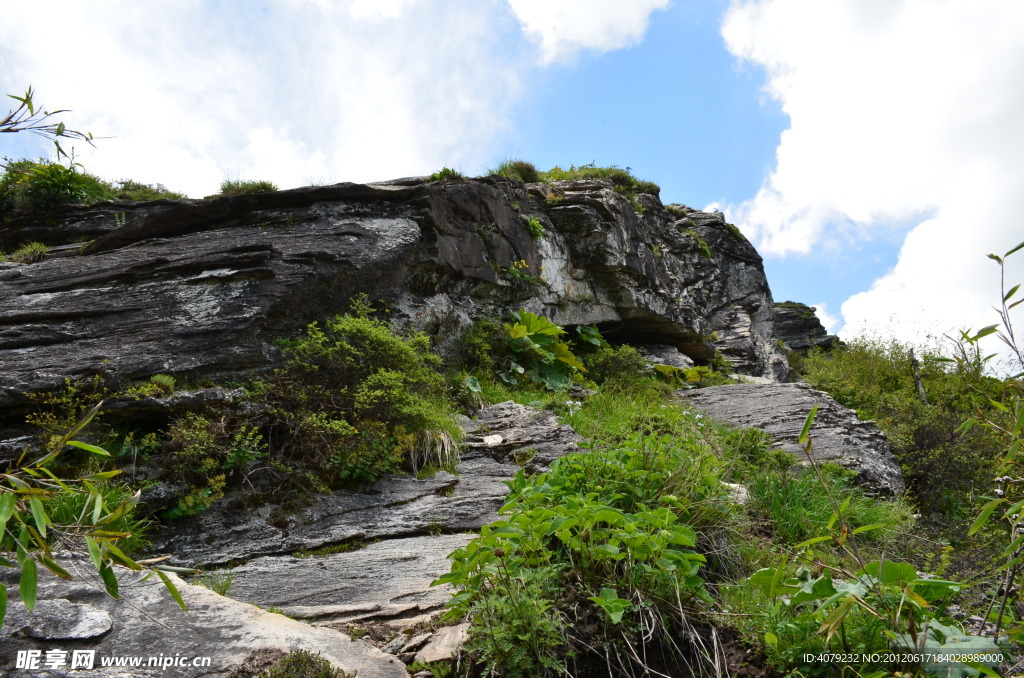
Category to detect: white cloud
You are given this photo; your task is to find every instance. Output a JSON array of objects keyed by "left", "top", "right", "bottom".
[
  {"left": 721, "top": 0, "right": 1024, "bottom": 348},
  {"left": 0, "top": 1, "right": 529, "bottom": 197},
  {"left": 507, "top": 0, "right": 670, "bottom": 65},
  {"left": 809, "top": 301, "right": 839, "bottom": 335}
]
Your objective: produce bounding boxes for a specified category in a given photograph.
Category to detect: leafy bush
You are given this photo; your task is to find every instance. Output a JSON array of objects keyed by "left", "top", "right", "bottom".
[
  {"left": 801, "top": 338, "right": 1003, "bottom": 514},
  {"left": 490, "top": 159, "right": 540, "bottom": 183},
  {"left": 258, "top": 301, "right": 461, "bottom": 486},
  {"left": 499, "top": 310, "right": 586, "bottom": 391},
  {"left": 163, "top": 412, "right": 266, "bottom": 518},
  {"left": 436, "top": 431, "right": 723, "bottom": 676},
  {"left": 0, "top": 158, "right": 113, "bottom": 214},
  {"left": 218, "top": 179, "right": 278, "bottom": 196},
  {"left": 427, "top": 167, "right": 465, "bottom": 182}
]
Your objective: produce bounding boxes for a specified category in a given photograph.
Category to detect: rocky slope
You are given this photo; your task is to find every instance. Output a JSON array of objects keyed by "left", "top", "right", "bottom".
[{"left": 0, "top": 177, "right": 787, "bottom": 423}]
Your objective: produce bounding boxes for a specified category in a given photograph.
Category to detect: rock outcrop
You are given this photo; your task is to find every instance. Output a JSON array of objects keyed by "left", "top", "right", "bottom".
[
  {"left": 679, "top": 383, "right": 904, "bottom": 495},
  {"left": 773, "top": 301, "right": 841, "bottom": 354},
  {"left": 0, "top": 177, "right": 787, "bottom": 422},
  {"left": 0, "top": 402, "right": 582, "bottom": 676}
]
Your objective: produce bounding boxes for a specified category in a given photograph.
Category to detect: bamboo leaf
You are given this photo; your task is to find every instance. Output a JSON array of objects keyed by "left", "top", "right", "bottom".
[
  {"left": 39, "top": 556, "right": 72, "bottom": 580},
  {"left": 970, "top": 498, "right": 1005, "bottom": 536},
  {"left": 28, "top": 497, "right": 47, "bottom": 539},
  {"left": 85, "top": 537, "right": 102, "bottom": 570},
  {"left": 795, "top": 535, "right": 832, "bottom": 548},
  {"left": 1005, "top": 284, "right": 1021, "bottom": 302},
  {"left": 157, "top": 571, "right": 188, "bottom": 612},
  {"left": 1006, "top": 240, "right": 1024, "bottom": 258},
  {"left": 66, "top": 440, "right": 110, "bottom": 457},
  {"left": 20, "top": 558, "right": 37, "bottom": 609},
  {"left": 99, "top": 562, "right": 119, "bottom": 598},
  {"left": 799, "top": 405, "right": 819, "bottom": 444},
  {"left": 104, "top": 542, "right": 142, "bottom": 570}
]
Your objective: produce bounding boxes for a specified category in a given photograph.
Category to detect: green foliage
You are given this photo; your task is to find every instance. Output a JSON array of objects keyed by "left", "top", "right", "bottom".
[
  {"left": 252, "top": 649, "right": 355, "bottom": 678},
  {"left": 748, "top": 464, "right": 913, "bottom": 546},
  {"left": 0, "top": 158, "right": 113, "bottom": 214},
  {"left": 108, "top": 179, "right": 185, "bottom": 201},
  {"left": 2, "top": 86, "right": 94, "bottom": 160},
  {"left": 490, "top": 159, "right": 540, "bottom": 183},
  {"left": 499, "top": 310, "right": 586, "bottom": 391},
  {"left": 9, "top": 240, "right": 49, "bottom": 263},
  {"left": 436, "top": 428, "right": 722, "bottom": 675},
  {"left": 540, "top": 163, "right": 659, "bottom": 215},
  {"left": 521, "top": 213, "right": 545, "bottom": 238},
  {"left": 163, "top": 412, "right": 265, "bottom": 519},
  {"left": 801, "top": 338, "right": 1003, "bottom": 514},
  {"left": 192, "top": 568, "right": 235, "bottom": 595},
  {"left": 428, "top": 167, "right": 465, "bottom": 182},
  {"left": 218, "top": 179, "right": 278, "bottom": 196},
  {"left": 258, "top": 301, "right": 461, "bottom": 486},
  {"left": 0, "top": 402, "right": 189, "bottom": 631},
  {"left": 584, "top": 344, "right": 650, "bottom": 389},
  {"left": 148, "top": 373, "right": 176, "bottom": 395},
  {"left": 683, "top": 228, "right": 713, "bottom": 258}
]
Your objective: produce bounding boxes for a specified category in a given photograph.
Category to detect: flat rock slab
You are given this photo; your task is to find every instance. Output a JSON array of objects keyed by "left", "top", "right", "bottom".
[
  {"left": 227, "top": 534, "right": 476, "bottom": 626},
  {"left": 151, "top": 401, "right": 581, "bottom": 567},
  {"left": 679, "top": 382, "right": 904, "bottom": 495},
  {"left": 0, "top": 563, "right": 407, "bottom": 678}
]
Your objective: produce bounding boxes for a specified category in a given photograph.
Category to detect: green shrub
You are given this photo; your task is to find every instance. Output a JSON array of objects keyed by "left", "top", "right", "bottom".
[
  {"left": 427, "top": 167, "right": 465, "bottom": 182},
  {"left": 162, "top": 412, "right": 265, "bottom": 518},
  {"left": 490, "top": 159, "right": 540, "bottom": 183},
  {"left": 218, "top": 179, "right": 278, "bottom": 196},
  {"left": 436, "top": 429, "right": 724, "bottom": 675},
  {"left": 109, "top": 179, "right": 185, "bottom": 201},
  {"left": 10, "top": 240, "right": 50, "bottom": 263},
  {"left": 258, "top": 300, "right": 461, "bottom": 485},
  {"left": 148, "top": 373, "right": 176, "bottom": 395},
  {"left": 0, "top": 158, "right": 113, "bottom": 214},
  {"left": 801, "top": 338, "right": 1003, "bottom": 514}
]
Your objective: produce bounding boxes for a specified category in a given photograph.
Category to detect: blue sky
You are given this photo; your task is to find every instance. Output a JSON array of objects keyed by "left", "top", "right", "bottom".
[{"left": 2, "top": 0, "right": 1022, "bottom": 361}]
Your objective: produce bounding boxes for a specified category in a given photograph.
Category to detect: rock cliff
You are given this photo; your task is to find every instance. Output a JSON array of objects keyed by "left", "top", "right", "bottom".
[
  {"left": 773, "top": 300, "right": 841, "bottom": 353},
  {"left": 0, "top": 177, "right": 787, "bottom": 421}
]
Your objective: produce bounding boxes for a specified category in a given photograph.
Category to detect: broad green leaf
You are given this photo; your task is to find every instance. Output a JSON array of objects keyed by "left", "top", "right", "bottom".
[
  {"left": 764, "top": 631, "right": 778, "bottom": 649},
  {"left": 20, "top": 558, "right": 37, "bottom": 609},
  {"left": 859, "top": 560, "right": 917, "bottom": 586},
  {"left": 157, "top": 571, "right": 188, "bottom": 612},
  {"left": 550, "top": 341, "right": 585, "bottom": 371}
]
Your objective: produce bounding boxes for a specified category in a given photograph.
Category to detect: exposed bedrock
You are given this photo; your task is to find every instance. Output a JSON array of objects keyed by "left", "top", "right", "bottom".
[{"left": 0, "top": 177, "right": 787, "bottom": 422}]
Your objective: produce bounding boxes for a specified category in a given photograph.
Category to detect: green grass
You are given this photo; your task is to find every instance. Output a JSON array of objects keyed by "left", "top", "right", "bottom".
[
  {"left": 10, "top": 240, "right": 49, "bottom": 263},
  {"left": 488, "top": 159, "right": 540, "bottom": 183},
  {"left": 218, "top": 179, "right": 278, "bottom": 196},
  {"left": 427, "top": 167, "right": 465, "bottom": 182}
]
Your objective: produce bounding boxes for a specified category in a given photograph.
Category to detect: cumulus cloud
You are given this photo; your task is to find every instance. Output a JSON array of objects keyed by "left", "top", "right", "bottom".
[
  {"left": 720, "top": 0, "right": 1024, "bottom": 347},
  {"left": 507, "top": 0, "right": 670, "bottom": 64},
  {"left": 809, "top": 302, "right": 839, "bottom": 335},
  {"left": 0, "top": 1, "right": 529, "bottom": 197}
]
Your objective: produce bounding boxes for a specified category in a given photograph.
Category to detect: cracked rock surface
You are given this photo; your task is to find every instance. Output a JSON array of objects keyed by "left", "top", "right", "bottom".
[{"left": 679, "top": 382, "right": 904, "bottom": 495}]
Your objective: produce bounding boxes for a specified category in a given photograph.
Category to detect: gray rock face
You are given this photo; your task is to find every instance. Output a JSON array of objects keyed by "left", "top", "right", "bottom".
[
  {"left": 0, "top": 565, "right": 407, "bottom": 678},
  {"left": 774, "top": 301, "right": 841, "bottom": 353},
  {"left": 0, "top": 177, "right": 787, "bottom": 422},
  {"left": 3, "top": 599, "right": 112, "bottom": 640},
  {"left": 679, "top": 383, "right": 904, "bottom": 495}
]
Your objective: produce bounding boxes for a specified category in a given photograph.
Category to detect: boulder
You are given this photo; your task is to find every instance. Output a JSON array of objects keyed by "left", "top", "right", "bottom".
[
  {"left": 679, "top": 383, "right": 904, "bottom": 495},
  {"left": 0, "top": 177, "right": 788, "bottom": 424},
  {"left": 0, "top": 563, "right": 407, "bottom": 678}
]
